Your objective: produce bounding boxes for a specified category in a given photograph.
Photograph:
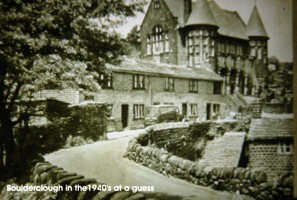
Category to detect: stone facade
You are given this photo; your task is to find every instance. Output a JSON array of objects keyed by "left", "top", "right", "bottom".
[
  {"left": 96, "top": 60, "right": 238, "bottom": 130},
  {"left": 247, "top": 114, "right": 294, "bottom": 182},
  {"left": 248, "top": 141, "right": 294, "bottom": 182}
]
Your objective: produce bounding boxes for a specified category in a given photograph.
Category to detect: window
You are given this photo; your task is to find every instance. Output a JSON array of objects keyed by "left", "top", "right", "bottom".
[
  {"left": 165, "top": 33, "right": 169, "bottom": 52},
  {"left": 99, "top": 73, "right": 113, "bottom": 89},
  {"left": 189, "top": 80, "right": 198, "bottom": 93},
  {"left": 213, "top": 82, "right": 221, "bottom": 94},
  {"left": 165, "top": 77, "right": 174, "bottom": 91},
  {"left": 187, "top": 30, "right": 213, "bottom": 67},
  {"left": 147, "top": 26, "right": 169, "bottom": 55},
  {"left": 257, "top": 48, "right": 262, "bottom": 59},
  {"left": 133, "top": 74, "right": 145, "bottom": 89},
  {"left": 106, "top": 104, "right": 113, "bottom": 118},
  {"left": 213, "top": 104, "right": 220, "bottom": 120},
  {"left": 133, "top": 104, "right": 144, "bottom": 119},
  {"left": 279, "top": 141, "right": 293, "bottom": 154},
  {"left": 147, "top": 37, "right": 152, "bottom": 55},
  {"left": 250, "top": 47, "right": 256, "bottom": 57},
  {"left": 154, "top": 1, "right": 160, "bottom": 9},
  {"left": 84, "top": 95, "right": 94, "bottom": 101},
  {"left": 153, "top": 25, "right": 163, "bottom": 54},
  {"left": 189, "top": 104, "right": 198, "bottom": 116}
]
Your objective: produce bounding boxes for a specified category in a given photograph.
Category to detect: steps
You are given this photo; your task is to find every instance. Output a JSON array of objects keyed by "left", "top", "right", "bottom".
[{"left": 228, "top": 91, "right": 249, "bottom": 108}]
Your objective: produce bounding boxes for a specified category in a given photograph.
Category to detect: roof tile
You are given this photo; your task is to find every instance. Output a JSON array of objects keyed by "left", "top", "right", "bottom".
[
  {"left": 199, "top": 132, "right": 246, "bottom": 167},
  {"left": 108, "top": 58, "right": 223, "bottom": 81},
  {"left": 186, "top": 0, "right": 217, "bottom": 27},
  {"left": 247, "top": 115, "right": 294, "bottom": 140},
  {"left": 246, "top": 6, "right": 269, "bottom": 38}
]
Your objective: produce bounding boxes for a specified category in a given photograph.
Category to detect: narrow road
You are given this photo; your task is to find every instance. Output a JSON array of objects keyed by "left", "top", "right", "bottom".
[{"left": 44, "top": 131, "right": 239, "bottom": 200}]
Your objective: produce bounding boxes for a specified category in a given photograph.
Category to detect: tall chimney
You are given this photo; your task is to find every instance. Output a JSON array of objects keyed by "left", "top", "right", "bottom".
[
  {"left": 184, "top": 0, "right": 192, "bottom": 24},
  {"left": 251, "top": 99, "right": 262, "bottom": 118}
]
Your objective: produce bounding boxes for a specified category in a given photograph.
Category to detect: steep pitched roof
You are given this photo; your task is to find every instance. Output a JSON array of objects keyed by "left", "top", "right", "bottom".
[
  {"left": 208, "top": 1, "right": 247, "bottom": 39},
  {"left": 163, "top": 0, "right": 185, "bottom": 26},
  {"left": 186, "top": 0, "right": 217, "bottom": 27},
  {"left": 108, "top": 58, "right": 223, "bottom": 81},
  {"left": 246, "top": 6, "right": 269, "bottom": 38},
  {"left": 247, "top": 114, "right": 294, "bottom": 141},
  {"left": 160, "top": 0, "right": 268, "bottom": 40}
]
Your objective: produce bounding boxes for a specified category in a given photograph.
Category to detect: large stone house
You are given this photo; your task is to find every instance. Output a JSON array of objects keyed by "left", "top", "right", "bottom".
[
  {"left": 140, "top": 0, "right": 269, "bottom": 97},
  {"left": 33, "top": 0, "right": 270, "bottom": 131}
]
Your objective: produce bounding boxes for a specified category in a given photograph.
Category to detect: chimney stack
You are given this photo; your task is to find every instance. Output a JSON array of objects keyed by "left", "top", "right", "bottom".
[
  {"left": 184, "top": 0, "right": 192, "bottom": 24},
  {"left": 252, "top": 99, "right": 262, "bottom": 118}
]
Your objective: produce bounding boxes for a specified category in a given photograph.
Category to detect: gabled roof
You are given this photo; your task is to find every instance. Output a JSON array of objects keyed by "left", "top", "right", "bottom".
[
  {"left": 246, "top": 6, "right": 269, "bottom": 38},
  {"left": 247, "top": 114, "right": 294, "bottom": 141},
  {"left": 163, "top": 0, "right": 185, "bottom": 26},
  {"left": 107, "top": 58, "right": 223, "bottom": 81},
  {"left": 208, "top": 1, "right": 247, "bottom": 39},
  {"left": 156, "top": 0, "right": 268, "bottom": 40},
  {"left": 186, "top": 0, "right": 217, "bottom": 27}
]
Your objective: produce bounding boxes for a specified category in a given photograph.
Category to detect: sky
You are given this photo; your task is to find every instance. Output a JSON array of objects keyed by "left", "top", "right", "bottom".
[{"left": 118, "top": 0, "right": 293, "bottom": 62}]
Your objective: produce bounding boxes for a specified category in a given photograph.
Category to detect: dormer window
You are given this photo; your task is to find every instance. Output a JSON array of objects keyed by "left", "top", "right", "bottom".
[{"left": 154, "top": 1, "right": 160, "bottom": 9}]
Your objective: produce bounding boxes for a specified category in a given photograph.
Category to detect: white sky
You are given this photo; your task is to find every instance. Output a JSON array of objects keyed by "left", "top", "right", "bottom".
[{"left": 118, "top": 0, "right": 293, "bottom": 62}]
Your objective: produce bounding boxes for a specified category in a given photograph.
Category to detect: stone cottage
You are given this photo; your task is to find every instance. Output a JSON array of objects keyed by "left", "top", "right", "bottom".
[
  {"left": 95, "top": 58, "right": 238, "bottom": 130},
  {"left": 247, "top": 113, "right": 294, "bottom": 181}
]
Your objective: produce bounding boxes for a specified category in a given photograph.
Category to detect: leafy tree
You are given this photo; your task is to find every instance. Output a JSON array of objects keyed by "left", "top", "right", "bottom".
[
  {"left": 268, "top": 56, "right": 280, "bottom": 71},
  {"left": 0, "top": 0, "right": 144, "bottom": 180},
  {"left": 126, "top": 25, "right": 141, "bottom": 55}
]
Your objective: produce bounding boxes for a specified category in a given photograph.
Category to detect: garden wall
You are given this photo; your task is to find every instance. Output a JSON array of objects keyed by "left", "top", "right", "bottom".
[
  {"left": 1, "top": 161, "right": 193, "bottom": 200},
  {"left": 125, "top": 122, "right": 294, "bottom": 200},
  {"left": 1, "top": 161, "right": 145, "bottom": 200}
]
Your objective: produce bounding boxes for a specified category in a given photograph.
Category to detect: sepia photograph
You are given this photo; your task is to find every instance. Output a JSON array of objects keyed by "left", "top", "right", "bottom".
[{"left": 0, "top": 0, "right": 295, "bottom": 199}]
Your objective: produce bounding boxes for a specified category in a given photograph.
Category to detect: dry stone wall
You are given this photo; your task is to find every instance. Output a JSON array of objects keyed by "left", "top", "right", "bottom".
[
  {"left": 0, "top": 162, "right": 147, "bottom": 200},
  {"left": 126, "top": 122, "right": 294, "bottom": 200},
  {"left": 1, "top": 161, "right": 192, "bottom": 200}
]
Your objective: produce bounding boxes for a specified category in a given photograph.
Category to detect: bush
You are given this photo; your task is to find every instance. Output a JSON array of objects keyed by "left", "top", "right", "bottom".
[
  {"left": 64, "top": 135, "right": 94, "bottom": 148},
  {"left": 67, "top": 104, "right": 107, "bottom": 140}
]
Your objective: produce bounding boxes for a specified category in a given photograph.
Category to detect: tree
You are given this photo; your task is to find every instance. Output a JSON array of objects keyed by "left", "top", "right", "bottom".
[
  {"left": 126, "top": 25, "right": 141, "bottom": 57},
  {"left": 268, "top": 56, "right": 280, "bottom": 71},
  {"left": 0, "top": 0, "right": 145, "bottom": 180}
]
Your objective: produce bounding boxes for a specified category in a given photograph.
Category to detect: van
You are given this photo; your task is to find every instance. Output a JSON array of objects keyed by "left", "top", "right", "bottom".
[{"left": 144, "top": 105, "right": 181, "bottom": 126}]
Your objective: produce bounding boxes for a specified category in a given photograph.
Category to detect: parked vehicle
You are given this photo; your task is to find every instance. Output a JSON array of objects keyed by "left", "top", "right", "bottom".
[{"left": 144, "top": 105, "right": 181, "bottom": 126}]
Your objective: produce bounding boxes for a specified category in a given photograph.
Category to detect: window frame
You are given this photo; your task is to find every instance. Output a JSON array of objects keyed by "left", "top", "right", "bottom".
[
  {"left": 165, "top": 77, "right": 175, "bottom": 91},
  {"left": 213, "top": 81, "right": 222, "bottom": 94},
  {"left": 133, "top": 74, "right": 145, "bottom": 90},
  {"left": 189, "top": 79, "right": 199, "bottom": 93},
  {"left": 99, "top": 73, "right": 113, "bottom": 89},
  {"left": 278, "top": 141, "right": 294, "bottom": 154},
  {"left": 189, "top": 104, "right": 198, "bottom": 116},
  {"left": 154, "top": 1, "right": 160, "bottom": 9},
  {"left": 133, "top": 104, "right": 145, "bottom": 119}
]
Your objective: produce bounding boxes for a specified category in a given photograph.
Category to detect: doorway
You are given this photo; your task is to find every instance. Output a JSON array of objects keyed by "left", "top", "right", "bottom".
[
  {"left": 121, "top": 104, "right": 129, "bottom": 129},
  {"left": 182, "top": 103, "right": 187, "bottom": 117},
  {"left": 206, "top": 103, "right": 211, "bottom": 120}
]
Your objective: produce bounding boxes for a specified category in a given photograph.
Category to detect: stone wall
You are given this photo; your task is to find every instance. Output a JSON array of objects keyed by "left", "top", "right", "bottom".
[
  {"left": 1, "top": 161, "right": 186, "bottom": 200},
  {"left": 126, "top": 123, "right": 294, "bottom": 200},
  {"left": 249, "top": 142, "right": 294, "bottom": 182},
  {"left": 96, "top": 71, "right": 237, "bottom": 130}
]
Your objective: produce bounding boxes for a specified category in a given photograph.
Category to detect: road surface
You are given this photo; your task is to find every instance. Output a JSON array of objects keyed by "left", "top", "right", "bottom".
[{"left": 44, "top": 130, "right": 244, "bottom": 200}]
